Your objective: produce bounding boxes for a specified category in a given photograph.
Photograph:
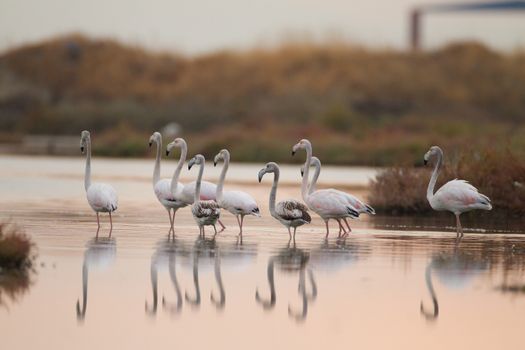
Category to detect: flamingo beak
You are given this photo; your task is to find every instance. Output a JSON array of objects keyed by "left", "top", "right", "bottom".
[
  {"left": 291, "top": 151, "right": 296, "bottom": 156},
  {"left": 166, "top": 150, "right": 170, "bottom": 156},
  {"left": 424, "top": 159, "right": 428, "bottom": 165},
  {"left": 257, "top": 170, "right": 265, "bottom": 183},
  {"left": 148, "top": 142, "right": 152, "bottom": 147},
  {"left": 80, "top": 146, "right": 84, "bottom": 154},
  {"left": 300, "top": 169, "right": 304, "bottom": 177}
]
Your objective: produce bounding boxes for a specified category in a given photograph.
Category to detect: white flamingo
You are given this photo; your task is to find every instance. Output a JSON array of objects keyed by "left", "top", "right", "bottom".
[
  {"left": 188, "top": 154, "right": 221, "bottom": 236},
  {"left": 258, "top": 162, "right": 311, "bottom": 241},
  {"left": 214, "top": 149, "right": 260, "bottom": 237},
  {"left": 424, "top": 146, "right": 492, "bottom": 237},
  {"left": 302, "top": 156, "right": 375, "bottom": 234},
  {"left": 149, "top": 132, "right": 187, "bottom": 237},
  {"left": 166, "top": 138, "right": 226, "bottom": 231},
  {"left": 292, "top": 139, "right": 359, "bottom": 239},
  {"left": 80, "top": 130, "right": 118, "bottom": 237}
]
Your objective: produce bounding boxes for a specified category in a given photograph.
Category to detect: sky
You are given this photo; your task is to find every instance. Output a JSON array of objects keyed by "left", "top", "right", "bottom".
[{"left": 1, "top": 0, "right": 524, "bottom": 54}]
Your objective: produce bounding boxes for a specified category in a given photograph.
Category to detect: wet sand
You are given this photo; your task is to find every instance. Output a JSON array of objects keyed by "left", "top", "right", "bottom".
[{"left": 1, "top": 155, "right": 525, "bottom": 350}]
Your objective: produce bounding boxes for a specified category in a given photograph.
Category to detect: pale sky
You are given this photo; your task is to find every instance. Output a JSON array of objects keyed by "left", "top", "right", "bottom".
[{"left": 1, "top": 0, "right": 524, "bottom": 54}]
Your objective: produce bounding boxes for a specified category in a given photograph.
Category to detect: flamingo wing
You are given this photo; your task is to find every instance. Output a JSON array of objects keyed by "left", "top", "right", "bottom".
[
  {"left": 87, "top": 183, "right": 118, "bottom": 212},
  {"left": 276, "top": 200, "right": 311, "bottom": 223}
]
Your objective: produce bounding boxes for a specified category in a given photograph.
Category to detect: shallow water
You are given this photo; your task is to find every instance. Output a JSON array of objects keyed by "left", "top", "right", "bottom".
[{"left": 1, "top": 155, "right": 525, "bottom": 350}]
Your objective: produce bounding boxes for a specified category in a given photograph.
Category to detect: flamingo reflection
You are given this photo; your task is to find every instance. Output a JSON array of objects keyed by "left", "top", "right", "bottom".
[
  {"left": 255, "top": 241, "right": 317, "bottom": 322},
  {"left": 420, "top": 237, "right": 488, "bottom": 321},
  {"left": 76, "top": 237, "right": 116, "bottom": 322}
]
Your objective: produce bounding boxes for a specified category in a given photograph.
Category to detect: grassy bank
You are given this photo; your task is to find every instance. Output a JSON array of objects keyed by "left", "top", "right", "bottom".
[
  {"left": 368, "top": 148, "right": 525, "bottom": 217},
  {"left": 1, "top": 35, "right": 525, "bottom": 165},
  {"left": 0, "top": 223, "right": 34, "bottom": 306}
]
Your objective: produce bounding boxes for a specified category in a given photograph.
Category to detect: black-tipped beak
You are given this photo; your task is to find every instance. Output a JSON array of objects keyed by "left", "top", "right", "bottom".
[
  {"left": 188, "top": 164, "right": 192, "bottom": 170},
  {"left": 258, "top": 174, "right": 262, "bottom": 183},
  {"left": 424, "top": 159, "right": 428, "bottom": 165},
  {"left": 214, "top": 161, "right": 217, "bottom": 167},
  {"left": 166, "top": 150, "right": 170, "bottom": 156},
  {"left": 80, "top": 146, "right": 84, "bottom": 153},
  {"left": 300, "top": 169, "right": 304, "bottom": 177},
  {"left": 148, "top": 142, "right": 152, "bottom": 147},
  {"left": 291, "top": 151, "right": 296, "bottom": 156}
]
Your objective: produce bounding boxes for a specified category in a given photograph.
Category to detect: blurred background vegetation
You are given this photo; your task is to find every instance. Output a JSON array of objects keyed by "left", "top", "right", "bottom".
[{"left": 1, "top": 34, "right": 525, "bottom": 166}]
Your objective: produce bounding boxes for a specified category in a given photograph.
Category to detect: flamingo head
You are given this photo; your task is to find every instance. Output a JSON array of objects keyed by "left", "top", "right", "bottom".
[
  {"left": 424, "top": 146, "right": 443, "bottom": 166},
  {"left": 188, "top": 154, "right": 204, "bottom": 170},
  {"left": 292, "top": 139, "right": 311, "bottom": 156},
  {"left": 80, "top": 130, "right": 90, "bottom": 154},
  {"left": 258, "top": 162, "right": 278, "bottom": 183},
  {"left": 300, "top": 156, "right": 320, "bottom": 177},
  {"left": 148, "top": 132, "right": 161, "bottom": 148},
  {"left": 213, "top": 149, "right": 230, "bottom": 167},
  {"left": 166, "top": 137, "right": 185, "bottom": 156}
]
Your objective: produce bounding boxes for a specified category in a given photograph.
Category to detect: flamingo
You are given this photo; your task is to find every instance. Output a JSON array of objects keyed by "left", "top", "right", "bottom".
[
  {"left": 149, "top": 132, "right": 187, "bottom": 237},
  {"left": 301, "top": 156, "right": 375, "bottom": 234},
  {"left": 188, "top": 154, "right": 221, "bottom": 236},
  {"left": 292, "top": 139, "right": 359, "bottom": 239},
  {"left": 80, "top": 130, "right": 118, "bottom": 236},
  {"left": 213, "top": 149, "right": 260, "bottom": 237},
  {"left": 258, "top": 162, "right": 311, "bottom": 241},
  {"left": 424, "top": 146, "right": 492, "bottom": 237},
  {"left": 166, "top": 138, "right": 226, "bottom": 231}
]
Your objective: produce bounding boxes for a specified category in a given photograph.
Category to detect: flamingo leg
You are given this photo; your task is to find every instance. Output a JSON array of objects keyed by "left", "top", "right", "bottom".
[
  {"left": 337, "top": 220, "right": 343, "bottom": 238},
  {"left": 324, "top": 220, "right": 330, "bottom": 239},
  {"left": 213, "top": 224, "right": 218, "bottom": 237},
  {"left": 167, "top": 209, "right": 174, "bottom": 237},
  {"left": 218, "top": 220, "right": 226, "bottom": 233},
  {"left": 171, "top": 210, "right": 177, "bottom": 237},
  {"left": 287, "top": 226, "right": 292, "bottom": 240},
  {"left": 240, "top": 215, "right": 245, "bottom": 236},
  {"left": 455, "top": 214, "right": 463, "bottom": 237},
  {"left": 293, "top": 227, "right": 297, "bottom": 244},
  {"left": 109, "top": 211, "right": 113, "bottom": 237},
  {"left": 343, "top": 218, "right": 352, "bottom": 234},
  {"left": 96, "top": 212, "right": 100, "bottom": 238}
]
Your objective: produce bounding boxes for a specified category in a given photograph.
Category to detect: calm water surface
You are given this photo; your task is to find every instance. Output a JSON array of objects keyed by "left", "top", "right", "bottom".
[{"left": 1, "top": 156, "right": 524, "bottom": 350}]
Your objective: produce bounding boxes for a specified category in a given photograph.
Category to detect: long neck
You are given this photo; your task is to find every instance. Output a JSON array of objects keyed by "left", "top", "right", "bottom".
[
  {"left": 269, "top": 169, "right": 280, "bottom": 218},
  {"left": 427, "top": 151, "right": 443, "bottom": 202},
  {"left": 84, "top": 140, "right": 92, "bottom": 192},
  {"left": 301, "top": 144, "right": 312, "bottom": 200},
  {"left": 194, "top": 162, "right": 204, "bottom": 204},
  {"left": 153, "top": 139, "right": 162, "bottom": 187},
  {"left": 309, "top": 162, "right": 320, "bottom": 194},
  {"left": 216, "top": 153, "right": 230, "bottom": 202},
  {"left": 170, "top": 142, "right": 187, "bottom": 194}
]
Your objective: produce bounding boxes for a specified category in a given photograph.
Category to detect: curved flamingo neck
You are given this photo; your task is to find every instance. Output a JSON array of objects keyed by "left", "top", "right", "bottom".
[
  {"left": 170, "top": 141, "right": 187, "bottom": 195},
  {"left": 309, "top": 160, "right": 321, "bottom": 194},
  {"left": 194, "top": 161, "right": 204, "bottom": 204},
  {"left": 153, "top": 137, "right": 162, "bottom": 188},
  {"left": 301, "top": 142, "right": 313, "bottom": 201},
  {"left": 216, "top": 151, "right": 230, "bottom": 203},
  {"left": 268, "top": 167, "right": 280, "bottom": 218},
  {"left": 84, "top": 140, "right": 92, "bottom": 192},
  {"left": 427, "top": 150, "right": 443, "bottom": 203}
]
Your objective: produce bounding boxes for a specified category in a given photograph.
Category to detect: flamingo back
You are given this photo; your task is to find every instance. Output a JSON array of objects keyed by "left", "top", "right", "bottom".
[
  {"left": 87, "top": 183, "right": 118, "bottom": 213},
  {"left": 432, "top": 179, "right": 492, "bottom": 214}
]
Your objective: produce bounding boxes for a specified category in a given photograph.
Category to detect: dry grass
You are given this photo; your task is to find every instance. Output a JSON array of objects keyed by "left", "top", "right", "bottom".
[
  {"left": 0, "top": 222, "right": 34, "bottom": 307},
  {"left": 0, "top": 223, "right": 33, "bottom": 270},
  {"left": 368, "top": 148, "right": 525, "bottom": 217},
  {"left": 1, "top": 35, "right": 525, "bottom": 165}
]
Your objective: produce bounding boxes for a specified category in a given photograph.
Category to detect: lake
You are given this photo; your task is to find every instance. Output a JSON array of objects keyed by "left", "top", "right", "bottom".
[{"left": 1, "top": 155, "right": 524, "bottom": 350}]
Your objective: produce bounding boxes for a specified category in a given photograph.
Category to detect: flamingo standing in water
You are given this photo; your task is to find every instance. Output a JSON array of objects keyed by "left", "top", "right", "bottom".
[
  {"left": 258, "top": 162, "right": 311, "bottom": 241},
  {"left": 424, "top": 146, "right": 492, "bottom": 237},
  {"left": 149, "top": 132, "right": 187, "bottom": 237},
  {"left": 188, "top": 154, "right": 221, "bottom": 236},
  {"left": 166, "top": 138, "right": 226, "bottom": 231},
  {"left": 214, "top": 149, "right": 260, "bottom": 237},
  {"left": 292, "top": 139, "right": 359, "bottom": 238},
  {"left": 80, "top": 130, "right": 118, "bottom": 236},
  {"left": 302, "top": 156, "right": 375, "bottom": 234}
]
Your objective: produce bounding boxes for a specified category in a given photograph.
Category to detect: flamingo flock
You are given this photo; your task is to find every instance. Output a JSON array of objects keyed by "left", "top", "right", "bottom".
[{"left": 80, "top": 131, "right": 492, "bottom": 240}]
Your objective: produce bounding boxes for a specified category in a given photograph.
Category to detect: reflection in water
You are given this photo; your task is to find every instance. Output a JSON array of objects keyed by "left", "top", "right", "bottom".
[
  {"left": 76, "top": 237, "right": 116, "bottom": 322},
  {"left": 145, "top": 235, "right": 256, "bottom": 316},
  {"left": 420, "top": 237, "right": 488, "bottom": 321},
  {"left": 256, "top": 242, "right": 317, "bottom": 322},
  {"left": 0, "top": 269, "right": 32, "bottom": 308},
  {"left": 145, "top": 238, "right": 188, "bottom": 316}
]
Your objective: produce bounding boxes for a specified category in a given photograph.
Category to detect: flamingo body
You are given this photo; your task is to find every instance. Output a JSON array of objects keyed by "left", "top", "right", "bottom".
[{"left": 86, "top": 183, "right": 118, "bottom": 213}]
